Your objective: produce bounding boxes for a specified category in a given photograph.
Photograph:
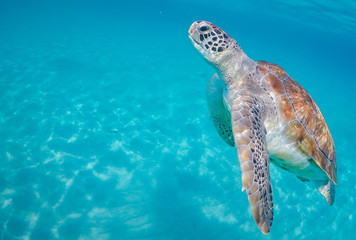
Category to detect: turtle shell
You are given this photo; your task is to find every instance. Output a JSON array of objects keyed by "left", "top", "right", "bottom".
[{"left": 257, "top": 61, "right": 337, "bottom": 184}]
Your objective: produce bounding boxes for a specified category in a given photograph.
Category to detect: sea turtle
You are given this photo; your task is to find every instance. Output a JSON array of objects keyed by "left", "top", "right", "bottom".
[{"left": 188, "top": 21, "right": 337, "bottom": 234}]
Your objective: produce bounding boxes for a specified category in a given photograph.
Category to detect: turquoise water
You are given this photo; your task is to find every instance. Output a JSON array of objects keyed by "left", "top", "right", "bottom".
[{"left": 1, "top": 0, "right": 355, "bottom": 239}]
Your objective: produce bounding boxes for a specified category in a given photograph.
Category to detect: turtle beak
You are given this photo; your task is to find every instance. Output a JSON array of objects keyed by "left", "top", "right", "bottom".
[
  {"left": 188, "top": 21, "right": 203, "bottom": 51},
  {"left": 188, "top": 21, "right": 199, "bottom": 43},
  {"left": 188, "top": 21, "right": 199, "bottom": 36}
]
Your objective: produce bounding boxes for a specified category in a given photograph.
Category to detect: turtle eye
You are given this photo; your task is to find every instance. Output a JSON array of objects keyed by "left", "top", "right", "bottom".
[{"left": 199, "top": 25, "right": 210, "bottom": 32}]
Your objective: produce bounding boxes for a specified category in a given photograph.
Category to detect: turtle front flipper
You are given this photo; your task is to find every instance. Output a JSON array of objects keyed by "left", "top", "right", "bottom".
[
  {"left": 207, "top": 73, "right": 234, "bottom": 146},
  {"left": 232, "top": 91, "right": 273, "bottom": 234}
]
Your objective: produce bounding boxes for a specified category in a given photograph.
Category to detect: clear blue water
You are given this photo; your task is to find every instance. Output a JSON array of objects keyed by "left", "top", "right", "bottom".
[{"left": 0, "top": 0, "right": 355, "bottom": 239}]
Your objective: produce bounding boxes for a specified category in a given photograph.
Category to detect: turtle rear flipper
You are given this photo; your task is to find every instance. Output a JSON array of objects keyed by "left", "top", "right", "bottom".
[{"left": 314, "top": 180, "right": 335, "bottom": 206}]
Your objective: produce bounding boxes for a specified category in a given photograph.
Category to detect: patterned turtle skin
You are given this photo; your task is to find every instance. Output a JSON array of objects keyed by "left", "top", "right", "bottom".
[{"left": 188, "top": 20, "right": 337, "bottom": 234}]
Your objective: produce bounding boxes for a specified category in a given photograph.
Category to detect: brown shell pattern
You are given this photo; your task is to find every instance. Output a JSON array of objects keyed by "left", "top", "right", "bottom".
[{"left": 257, "top": 61, "right": 337, "bottom": 183}]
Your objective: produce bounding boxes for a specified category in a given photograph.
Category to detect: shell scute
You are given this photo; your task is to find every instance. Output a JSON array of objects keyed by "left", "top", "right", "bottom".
[
  {"left": 269, "top": 63, "right": 289, "bottom": 79},
  {"left": 284, "top": 79, "right": 316, "bottom": 133},
  {"left": 257, "top": 61, "right": 269, "bottom": 75},
  {"left": 282, "top": 77, "right": 336, "bottom": 178},
  {"left": 277, "top": 96, "right": 295, "bottom": 121},
  {"left": 285, "top": 120, "right": 307, "bottom": 142},
  {"left": 298, "top": 135, "right": 317, "bottom": 157},
  {"left": 265, "top": 74, "right": 285, "bottom": 95},
  {"left": 313, "top": 104, "right": 335, "bottom": 163},
  {"left": 257, "top": 61, "right": 337, "bottom": 183}
]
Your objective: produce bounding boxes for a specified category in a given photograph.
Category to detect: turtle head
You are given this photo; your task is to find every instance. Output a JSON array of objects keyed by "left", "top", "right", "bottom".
[{"left": 188, "top": 21, "right": 240, "bottom": 68}]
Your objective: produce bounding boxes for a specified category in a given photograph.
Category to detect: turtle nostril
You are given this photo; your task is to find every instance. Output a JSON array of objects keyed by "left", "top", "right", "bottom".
[{"left": 199, "top": 26, "right": 210, "bottom": 32}]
